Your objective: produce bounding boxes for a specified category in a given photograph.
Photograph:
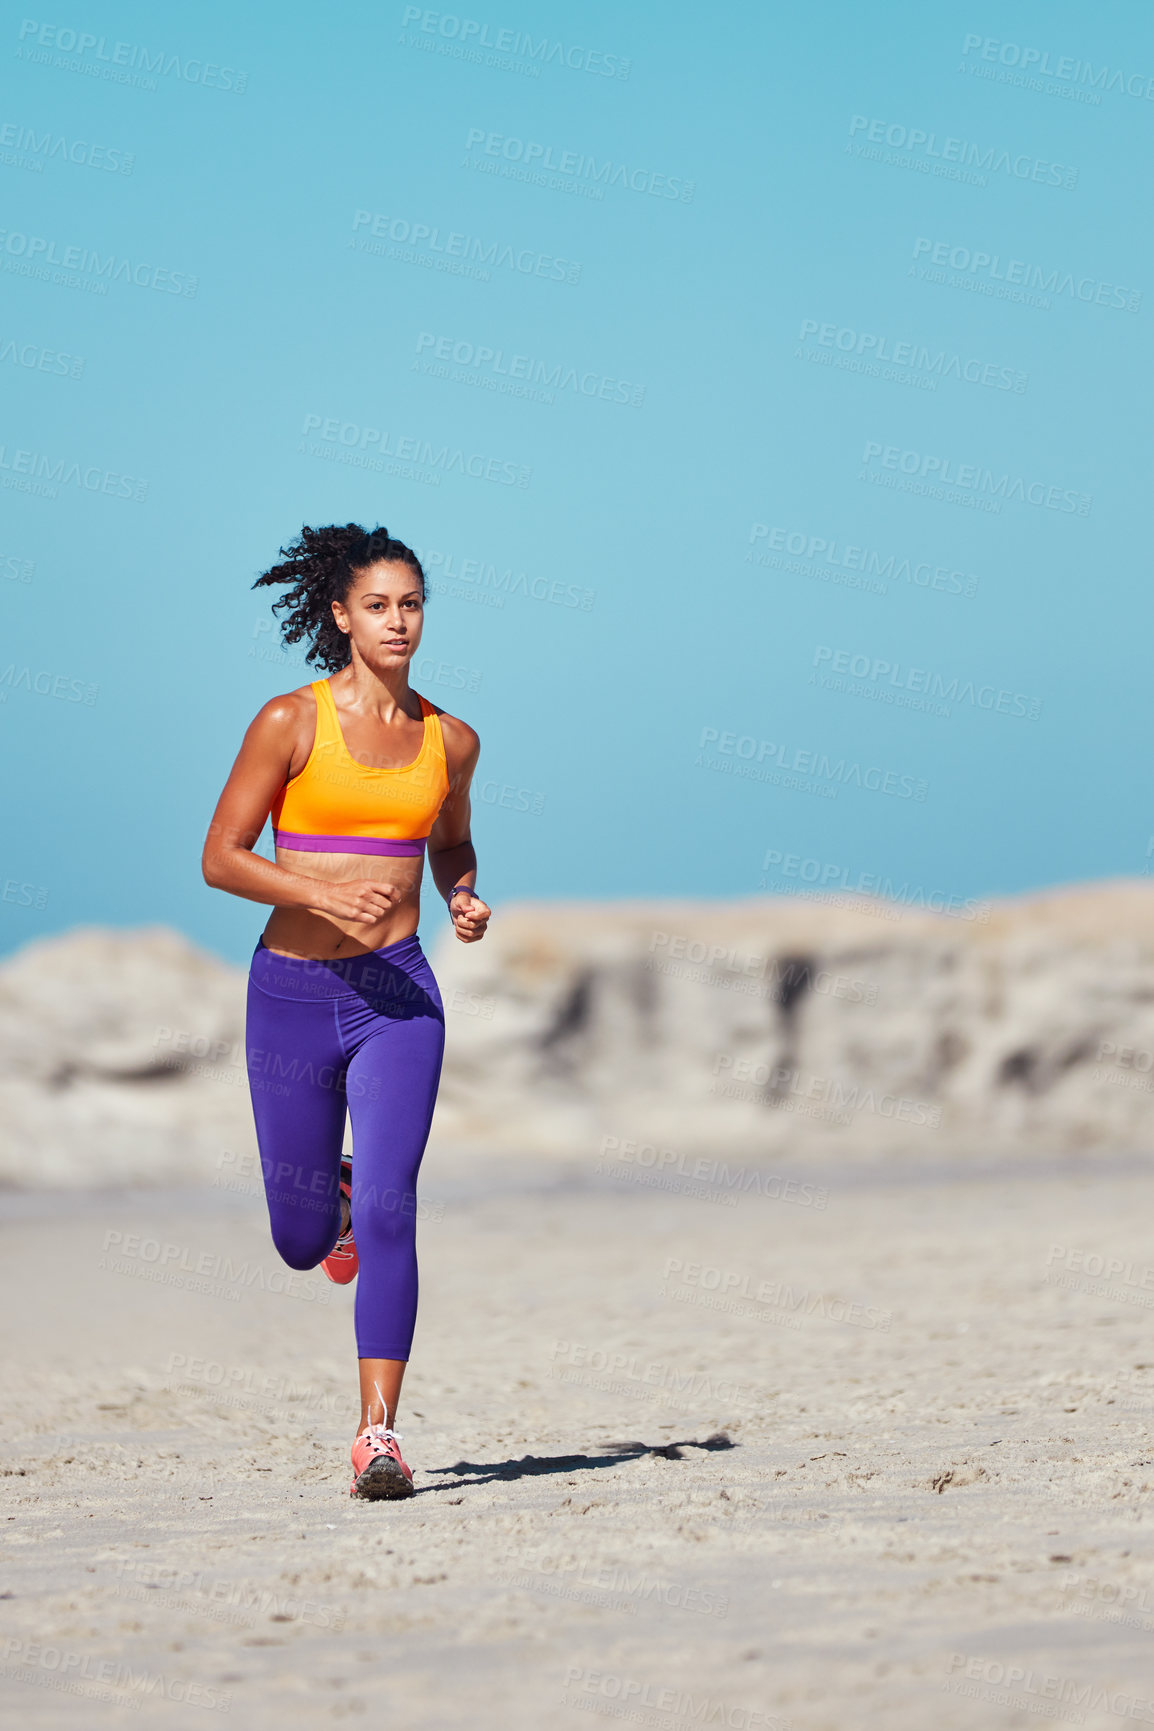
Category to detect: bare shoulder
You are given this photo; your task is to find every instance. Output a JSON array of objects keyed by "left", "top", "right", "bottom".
[
  {"left": 426, "top": 703, "right": 480, "bottom": 777},
  {"left": 434, "top": 708, "right": 480, "bottom": 755},
  {"left": 252, "top": 682, "right": 316, "bottom": 731},
  {"left": 242, "top": 683, "right": 318, "bottom": 767}
]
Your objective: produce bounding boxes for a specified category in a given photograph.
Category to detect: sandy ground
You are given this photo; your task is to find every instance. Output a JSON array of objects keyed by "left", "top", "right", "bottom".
[{"left": 4, "top": 1147, "right": 1154, "bottom": 1730}]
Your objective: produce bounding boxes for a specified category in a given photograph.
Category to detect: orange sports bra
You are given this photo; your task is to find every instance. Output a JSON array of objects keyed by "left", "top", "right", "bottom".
[{"left": 270, "top": 679, "right": 450, "bottom": 858}]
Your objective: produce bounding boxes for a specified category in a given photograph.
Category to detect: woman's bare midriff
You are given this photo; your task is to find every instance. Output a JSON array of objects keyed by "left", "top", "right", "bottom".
[{"left": 261, "top": 847, "right": 424, "bottom": 959}]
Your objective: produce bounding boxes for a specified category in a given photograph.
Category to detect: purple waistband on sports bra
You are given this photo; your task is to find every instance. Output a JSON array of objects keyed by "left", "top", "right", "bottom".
[{"left": 272, "top": 830, "right": 427, "bottom": 857}]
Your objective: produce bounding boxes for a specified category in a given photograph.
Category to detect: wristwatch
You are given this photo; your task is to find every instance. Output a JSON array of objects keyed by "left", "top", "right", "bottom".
[{"left": 447, "top": 883, "right": 476, "bottom": 907}]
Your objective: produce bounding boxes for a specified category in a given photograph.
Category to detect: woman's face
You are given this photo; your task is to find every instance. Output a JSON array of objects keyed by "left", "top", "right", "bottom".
[{"left": 332, "top": 560, "right": 424, "bottom": 670}]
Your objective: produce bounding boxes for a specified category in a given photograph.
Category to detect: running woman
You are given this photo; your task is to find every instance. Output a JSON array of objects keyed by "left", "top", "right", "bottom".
[{"left": 202, "top": 523, "right": 490, "bottom": 1499}]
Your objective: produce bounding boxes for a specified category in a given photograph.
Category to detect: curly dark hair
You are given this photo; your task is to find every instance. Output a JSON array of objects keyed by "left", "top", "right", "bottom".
[{"left": 252, "top": 523, "right": 426, "bottom": 673}]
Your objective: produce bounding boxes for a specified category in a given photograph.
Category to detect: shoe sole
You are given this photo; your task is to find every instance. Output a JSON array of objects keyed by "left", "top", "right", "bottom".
[{"left": 351, "top": 1455, "right": 414, "bottom": 1500}]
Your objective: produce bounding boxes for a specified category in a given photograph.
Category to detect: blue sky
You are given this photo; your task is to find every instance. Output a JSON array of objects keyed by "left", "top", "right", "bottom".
[{"left": 2, "top": 0, "right": 1150, "bottom": 963}]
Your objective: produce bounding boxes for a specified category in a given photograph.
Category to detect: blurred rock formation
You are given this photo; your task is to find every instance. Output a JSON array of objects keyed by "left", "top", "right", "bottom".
[{"left": 3, "top": 884, "right": 1153, "bottom": 1185}]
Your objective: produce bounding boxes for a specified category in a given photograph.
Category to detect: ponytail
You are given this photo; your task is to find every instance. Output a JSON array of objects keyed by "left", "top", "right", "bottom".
[{"left": 252, "top": 522, "right": 426, "bottom": 672}]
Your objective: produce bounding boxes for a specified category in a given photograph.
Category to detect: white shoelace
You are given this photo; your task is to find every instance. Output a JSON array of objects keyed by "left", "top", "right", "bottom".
[
  {"left": 363, "top": 1382, "right": 401, "bottom": 1448},
  {"left": 361, "top": 1422, "right": 403, "bottom": 1449}
]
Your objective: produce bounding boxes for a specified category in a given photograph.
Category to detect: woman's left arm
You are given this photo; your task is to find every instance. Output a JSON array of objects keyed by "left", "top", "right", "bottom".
[{"left": 427, "top": 713, "right": 491, "bottom": 944}]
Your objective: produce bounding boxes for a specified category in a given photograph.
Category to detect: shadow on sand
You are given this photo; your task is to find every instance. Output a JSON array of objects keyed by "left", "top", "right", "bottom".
[{"left": 420, "top": 1432, "right": 735, "bottom": 1493}]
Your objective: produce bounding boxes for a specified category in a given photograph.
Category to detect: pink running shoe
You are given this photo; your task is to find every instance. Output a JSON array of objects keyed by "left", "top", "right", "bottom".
[
  {"left": 322, "top": 1161, "right": 357, "bottom": 1286},
  {"left": 350, "top": 1424, "right": 414, "bottom": 1499}
]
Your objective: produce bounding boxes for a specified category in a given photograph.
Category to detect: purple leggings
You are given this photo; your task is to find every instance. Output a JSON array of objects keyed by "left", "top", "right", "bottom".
[{"left": 244, "top": 933, "right": 445, "bottom": 1361}]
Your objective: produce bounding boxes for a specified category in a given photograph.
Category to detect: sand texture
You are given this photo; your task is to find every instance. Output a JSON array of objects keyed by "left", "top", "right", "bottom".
[{"left": 4, "top": 1151, "right": 1154, "bottom": 1728}]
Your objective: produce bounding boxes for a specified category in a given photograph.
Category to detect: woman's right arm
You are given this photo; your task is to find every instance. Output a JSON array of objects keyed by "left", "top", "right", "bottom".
[{"left": 200, "top": 696, "right": 397, "bottom": 923}]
